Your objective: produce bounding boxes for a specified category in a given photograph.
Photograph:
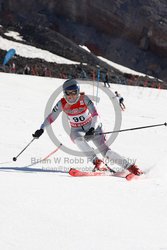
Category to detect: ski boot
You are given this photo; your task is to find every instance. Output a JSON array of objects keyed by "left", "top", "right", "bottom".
[
  {"left": 93, "top": 158, "right": 108, "bottom": 172},
  {"left": 127, "top": 164, "right": 143, "bottom": 176}
]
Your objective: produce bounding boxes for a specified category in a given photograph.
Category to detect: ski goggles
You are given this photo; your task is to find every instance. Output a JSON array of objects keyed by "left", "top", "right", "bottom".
[{"left": 65, "top": 90, "right": 78, "bottom": 96}]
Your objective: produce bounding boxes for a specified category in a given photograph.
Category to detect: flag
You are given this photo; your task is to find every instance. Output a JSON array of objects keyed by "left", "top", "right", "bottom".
[{"left": 3, "top": 48, "right": 16, "bottom": 65}]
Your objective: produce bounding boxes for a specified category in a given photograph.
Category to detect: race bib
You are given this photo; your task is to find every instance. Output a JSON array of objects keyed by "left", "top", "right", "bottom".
[{"left": 68, "top": 109, "right": 92, "bottom": 127}]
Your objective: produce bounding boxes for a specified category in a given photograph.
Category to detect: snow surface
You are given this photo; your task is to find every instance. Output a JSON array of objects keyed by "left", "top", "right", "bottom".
[
  {"left": 4, "top": 31, "right": 25, "bottom": 42},
  {"left": 0, "top": 72, "right": 167, "bottom": 250},
  {"left": 79, "top": 45, "right": 91, "bottom": 53},
  {"left": 0, "top": 36, "right": 79, "bottom": 64},
  {"left": 98, "top": 56, "right": 149, "bottom": 77},
  {"left": 79, "top": 45, "right": 148, "bottom": 77}
]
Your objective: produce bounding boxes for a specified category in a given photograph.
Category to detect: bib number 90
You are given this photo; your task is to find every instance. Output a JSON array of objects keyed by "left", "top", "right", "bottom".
[{"left": 73, "top": 116, "right": 85, "bottom": 122}]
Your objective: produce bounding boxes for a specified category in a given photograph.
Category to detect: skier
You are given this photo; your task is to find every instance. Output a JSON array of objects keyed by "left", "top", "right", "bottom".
[
  {"left": 33, "top": 79, "right": 142, "bottom": 175},
  {"left": 114, "top": 91, "right": 126, "bottom": 111}
]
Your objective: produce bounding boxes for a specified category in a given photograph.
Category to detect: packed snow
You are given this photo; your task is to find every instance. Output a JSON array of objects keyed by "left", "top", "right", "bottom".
[{"left": 0, "top": 72, "right": 167, "bottom": 250}]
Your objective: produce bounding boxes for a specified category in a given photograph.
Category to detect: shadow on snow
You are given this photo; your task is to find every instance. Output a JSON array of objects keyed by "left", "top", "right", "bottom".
[{"left": 0, "top": 166, "right": 68, "bottom": 174}]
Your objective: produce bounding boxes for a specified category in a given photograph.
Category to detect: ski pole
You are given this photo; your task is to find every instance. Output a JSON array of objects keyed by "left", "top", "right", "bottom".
[
  {"left": 97, "top": 122, "right": 167, "bottom": 135},
  {"left": 13, "top": 138, "right": 36, "bottom": 161}
]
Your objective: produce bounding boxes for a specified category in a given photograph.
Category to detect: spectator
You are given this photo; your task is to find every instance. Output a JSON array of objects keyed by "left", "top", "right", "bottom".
[
  {"left": 10, "top": 62, "right": 16, "bottom": 73},
  {"left": 24, "top": 65, "right": 31, "bottom": 75},
  {"left": 103, "top": 72, "right": 110, "bottom": 87},
  {"left": 44, "top": 67, "right": 52, "bottom": 77},
  {"left": 80, "top": 69, "right": 87, "bottom": 79}
]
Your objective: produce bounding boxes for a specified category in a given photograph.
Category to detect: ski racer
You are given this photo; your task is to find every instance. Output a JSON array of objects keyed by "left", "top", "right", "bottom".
[
  {"left": 33, "top": 79, "right": 142, "bottom": 175},
  {"left": 114, "top": 91, "right": 126, "bottom": 111}
]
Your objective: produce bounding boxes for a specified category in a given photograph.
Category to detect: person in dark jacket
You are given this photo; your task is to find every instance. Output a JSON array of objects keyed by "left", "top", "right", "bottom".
[{"left": 103, "top": 72, "right": 110, "bottom": 87}]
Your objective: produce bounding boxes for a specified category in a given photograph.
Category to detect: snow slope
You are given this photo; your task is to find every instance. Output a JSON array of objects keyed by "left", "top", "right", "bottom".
[
  {"left": 0, "top": 35, "right": 79, "bottom": 64},
  {"left": 0, "top": 72, "right": 167, "bottom": 250},
  {"left": 98, "top": 56, "right": 148, "bottom": 76}
]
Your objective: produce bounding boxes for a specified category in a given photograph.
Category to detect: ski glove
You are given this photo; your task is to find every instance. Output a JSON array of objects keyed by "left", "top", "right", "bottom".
[
  {"left": 85, "top": 127, "right": 95, "bottom": 140},
  {"left": 32, "top": 129, "right": 44, "bottom": 138}
]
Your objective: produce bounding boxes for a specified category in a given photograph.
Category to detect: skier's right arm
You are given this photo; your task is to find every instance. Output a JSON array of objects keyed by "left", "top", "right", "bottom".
[{"left": 33, "top": 100, "right": 62, "bottom": 138}]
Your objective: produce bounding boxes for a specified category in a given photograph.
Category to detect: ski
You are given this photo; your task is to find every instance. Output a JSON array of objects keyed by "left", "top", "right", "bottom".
[
  {"left": 125, "top": 173, "right": 136, "bottom": 181},
  {"left": 69, "top": 168, "right": 137, "bottom": 181}
]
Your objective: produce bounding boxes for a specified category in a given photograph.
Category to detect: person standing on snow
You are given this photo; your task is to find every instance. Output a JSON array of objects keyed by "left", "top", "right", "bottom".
[
  {"left": 33, "top": 79, "right": 142, "bottom": 175},
  {"left": 103, "top": 72, "right": 110, "bottom": 88},
  {"left": 114, "top": 91, "right": 126, "bottom": 111}
]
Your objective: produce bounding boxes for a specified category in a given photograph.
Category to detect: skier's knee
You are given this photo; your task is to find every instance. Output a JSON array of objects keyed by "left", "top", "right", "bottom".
[
  {"left": 100, "top": 147, "right": 109, "bottom": 157},
  {"left": 74, "top": 136, "right": 85, "bottom": 143}
]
